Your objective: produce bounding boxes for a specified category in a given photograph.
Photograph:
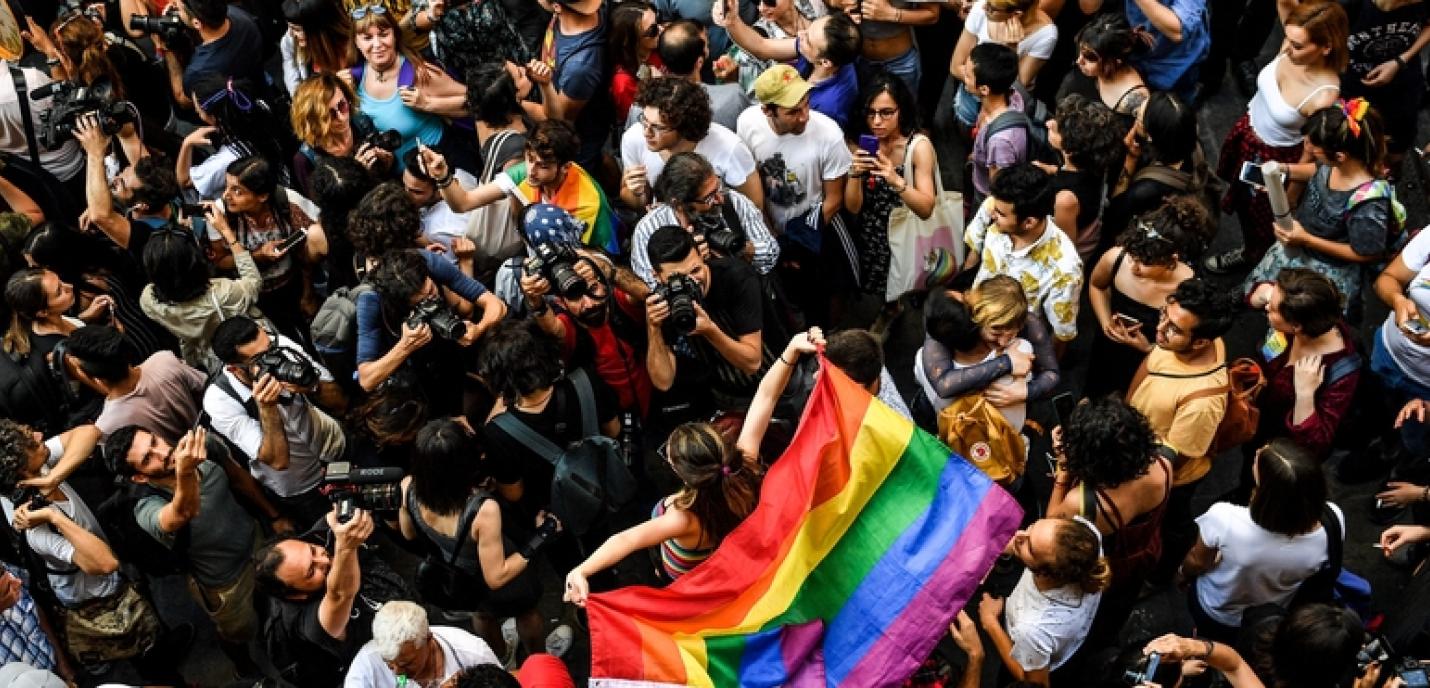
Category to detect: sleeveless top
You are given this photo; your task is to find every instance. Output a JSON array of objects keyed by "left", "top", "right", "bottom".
[
  {"left": 406, "top": 489, "right": 488, "bottom": 572},
  {"left": 353, "top": 57, "right": 446, "bottom": 168},
  {"left": 652, "top": 497, "right": 716, "bottom": 580},
  {"left": 1249, "top": 55, "right": 1339, "bottom": 147},
  {"left": 1082, "top": 457, "right": 1172, "bottom": 588}
]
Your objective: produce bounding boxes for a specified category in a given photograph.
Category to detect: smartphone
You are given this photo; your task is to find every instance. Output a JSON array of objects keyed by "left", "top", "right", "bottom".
[
  {"left": 858, "top": 134, "right": 879, "bottom": 156},
  {"left": 275, "top": 228, "right": 308, "bottom": 255},
  {"left": 179, "top": 202, "right": 208, "bottom": 216},
  {"left": 1403, "top": 319, "right": 1430, "bottom": 336},
  {"left": 1144, "top": 653, "right": 1161, "bottom": 682},
  {"left": 193, "top": 410, "right": 210, "bottom": 431},
  {"left": 1051, "top": 391, "right": 1076, "bottom": 428},
  {"left": 1239, "top": 160, "right": 1266, "bottom": 187},
  {"left": 1113, "top": 313, "right": 1142, "bottom": 328}
]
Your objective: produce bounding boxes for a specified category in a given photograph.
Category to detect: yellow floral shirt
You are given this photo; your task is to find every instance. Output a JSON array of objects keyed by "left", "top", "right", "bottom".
[{"left": 966, "top": 199, "right": 1084, "bottom": 341}]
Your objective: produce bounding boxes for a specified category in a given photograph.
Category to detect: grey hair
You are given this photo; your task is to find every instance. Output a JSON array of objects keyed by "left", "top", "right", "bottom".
[{"left": 372, "top": 601, "right": 430, "bottom": 662}]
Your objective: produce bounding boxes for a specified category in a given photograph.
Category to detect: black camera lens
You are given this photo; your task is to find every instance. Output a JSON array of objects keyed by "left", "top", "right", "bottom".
[
  {"left": 407, "top": 298, "right": 466, "bottom": 341},
  {"left": 659, "top": 274, "right": 699, "bottom": 335},
  {"left": 366, "top": 129, "right": 403, "bottom": 152}
]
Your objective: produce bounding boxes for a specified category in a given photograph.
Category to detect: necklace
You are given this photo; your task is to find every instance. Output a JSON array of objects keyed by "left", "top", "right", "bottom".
[
  {"left": 514, "top": 388, "right": 555, "bottom": 410},
  {"left": 374, "top": 63, "right": 395, "bottom": 83}
]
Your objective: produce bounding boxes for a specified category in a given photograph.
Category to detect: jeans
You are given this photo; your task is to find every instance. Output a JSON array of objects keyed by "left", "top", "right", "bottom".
[
  {"left": 859, "top": 45, "right": 921, "bottom": 94},
  {"left": 954, "top": 83, "right": 980, "bottom": 128}
]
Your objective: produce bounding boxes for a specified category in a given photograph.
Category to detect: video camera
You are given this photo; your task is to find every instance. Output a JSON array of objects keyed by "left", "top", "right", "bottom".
[
  {"left": 524, "top": 242, "right": 587, "bottom": 300},
  {"left": 319, "top": 462, "right": 404, "bottom": 524},
  {"left": 29, "top": 81, "right": 136, "bottom": 151},
  {"left": 407, "top": 298, "right": 466, "bottom": 341},
  {"left": 655, "top": 273, "right": 701, "bottom": 335},
  {"left": 1358, "top": 636, "right": 1429, "bottom": 688}
]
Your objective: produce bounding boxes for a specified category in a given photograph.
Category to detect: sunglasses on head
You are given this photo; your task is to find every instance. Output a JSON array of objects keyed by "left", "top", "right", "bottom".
[{"left": 350, "top": 3, "right": 388, "bottom": 20}]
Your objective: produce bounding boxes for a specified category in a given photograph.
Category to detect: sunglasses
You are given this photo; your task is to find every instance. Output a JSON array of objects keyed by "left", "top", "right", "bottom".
[
  {"left": 643, "top": 22, "right": 662, "bottom": 38},
  {"left": 1078, "top": 50, "right": 1100, "bottom": 63},
  {"left": 330, "top": 98, "right": 350, "bottom": 118},
  {"left": 350, "top": 3, "right": 388, "bottom": 20}
]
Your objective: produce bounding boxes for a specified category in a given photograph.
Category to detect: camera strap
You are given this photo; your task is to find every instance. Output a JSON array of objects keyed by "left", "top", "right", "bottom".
[
  {"left": 212, "top": 372, "right": 261, "bottom": 422},
  {"left": 8, "top": 64, "right": 42, "bottom": 167}
]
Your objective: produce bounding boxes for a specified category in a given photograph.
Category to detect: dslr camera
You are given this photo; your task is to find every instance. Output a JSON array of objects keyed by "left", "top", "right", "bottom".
[
  {"left": 128, "top": 12, "right": 191, "bottom": 44},
  {"left": 362, "top": 129, "right": 403, "bottom": 153},
  {"left": 692, "top": 211, "right": 746, "bottom": 259},
  {"left": 1359, "top": 636, "right": 1430, "bottom": 688},
  {"left": 250, "top": 346, "right": 320, "bottom": 389},
  {"left": 10, "top": 486, "right": 50, "bottom": 511},
  {"left": 655, "top": 273, "right": 701, "bottom": 335},
  {"left": 524, "top": 242, "right": 587, "bottom": 300},
  {"left": 407, "top": 297, "right": 466, "bottom": 341},
  {"left": 319, "top": 462, "right": 404, "bottom": 523},
  {"left": 30, "top": 82, "right": 136, "bottom": 150}
]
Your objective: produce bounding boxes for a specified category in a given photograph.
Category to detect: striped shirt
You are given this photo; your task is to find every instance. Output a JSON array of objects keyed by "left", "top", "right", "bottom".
[{"left": 630, "top": 190, "right": 779, "bottom": 288}]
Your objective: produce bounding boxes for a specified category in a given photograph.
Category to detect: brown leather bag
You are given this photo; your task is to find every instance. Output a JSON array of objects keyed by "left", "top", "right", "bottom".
[{"left": 1128, "top": 357, "right": 1265, "bottom": 459}]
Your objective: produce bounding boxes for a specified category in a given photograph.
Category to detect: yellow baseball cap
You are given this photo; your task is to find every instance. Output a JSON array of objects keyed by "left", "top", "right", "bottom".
[{"left": 752, "top": 65, "right": 812, "bottom": 109}]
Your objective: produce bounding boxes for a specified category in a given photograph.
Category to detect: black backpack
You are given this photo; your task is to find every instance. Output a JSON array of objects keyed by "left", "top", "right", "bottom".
[
  {"left": 94, "top": 482, "right": 192, "bottom": 578},
  {"left": 491, "top": 369, "right": 637, "bottom": 536},
  {"left": 982, "top": 83, "right": 1055, "bottom": 165}
]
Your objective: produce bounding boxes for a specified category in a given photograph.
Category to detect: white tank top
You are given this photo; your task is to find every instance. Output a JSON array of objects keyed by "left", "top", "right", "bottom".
[{"left": 1248, "top": 55, "right": 1340, "bottom": 148}]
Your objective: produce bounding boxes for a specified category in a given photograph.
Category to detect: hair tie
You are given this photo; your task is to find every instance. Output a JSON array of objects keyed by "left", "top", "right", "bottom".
[
  {"left": 721, "top": 465, "right": 732, "bottom": 476},
  {"left": 1338, "top": 97, "right": 1369, "bottom": 138},
  {"left": 1136, "top": 220, "right": 1162, "bottom": 241},
  {"left": 1071, "top": 515, "right": 1103, "bottom": 556}
]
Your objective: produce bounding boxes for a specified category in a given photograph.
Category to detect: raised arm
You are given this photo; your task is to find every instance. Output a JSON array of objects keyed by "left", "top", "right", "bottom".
[
  {"left": 157, "top": 429, "right": 207, "bottom": 534},
  {"left": 318, "top": 508, "right": 372, "bottom": 641},
  {"left": 714, "top": 0, "right": 799, "bottom": 61}
]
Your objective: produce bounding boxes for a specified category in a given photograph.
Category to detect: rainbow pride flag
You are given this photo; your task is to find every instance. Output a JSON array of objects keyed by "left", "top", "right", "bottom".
[
  {"left": 506, "top": 161, "right": 620, "bottom": 255},
  {"left": 588, "top": 360, "right": 1023, "bottom": 687}
]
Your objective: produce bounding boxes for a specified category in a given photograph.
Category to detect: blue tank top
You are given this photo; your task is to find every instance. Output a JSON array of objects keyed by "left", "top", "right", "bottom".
[{"left": 354, "top": 57, "right": 445, "bottom": 171}]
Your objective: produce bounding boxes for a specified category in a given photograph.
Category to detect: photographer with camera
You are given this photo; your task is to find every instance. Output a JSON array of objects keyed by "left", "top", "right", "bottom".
[
  {"left": 73, "top": 114, "right": 187, "bottom": 263},
  {"left": 644, "top": 225, "right": 770, "bottom": 413},
  {"left": 630, "top": 151, "right": 778, "bottom": 289},
  {"left": 167, "top": 0, "right": 267, "bottom": 105},
  {"left": 254, "top": 505, "right": 412, "bottom": 687},
  {"left": 356, "top": 249, "right": 506, "bottom": 411},
  {"left": 520, "top": 204, "right": 653, "bottom": 418},
  {"left": 205, "top": 315, "right": 347, "bottom": 529},
  {"left": 396, "top": 419, "right": 569, "bottom": 666},
  {"left": 0, "top": 419, "right": 190, "bottom": 685},
  {"left": 0, "top": 57, "right": 86, "bottom": 196},
  {"left": 102, "top": 425, "right": 265, "bottom": 676},
  {"left": 291, "top": 74, "right": 397, "bottom": 194}
]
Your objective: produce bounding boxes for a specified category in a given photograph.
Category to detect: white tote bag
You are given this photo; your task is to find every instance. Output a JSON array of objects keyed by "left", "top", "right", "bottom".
[{"left": 884, "top": 133, "right": 964, "bottom": 302}]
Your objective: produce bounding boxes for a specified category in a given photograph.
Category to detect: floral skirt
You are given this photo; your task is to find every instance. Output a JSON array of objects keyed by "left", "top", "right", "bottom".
[{"left": 1217, "top": 112, "right": 1304, "bottom": 258}]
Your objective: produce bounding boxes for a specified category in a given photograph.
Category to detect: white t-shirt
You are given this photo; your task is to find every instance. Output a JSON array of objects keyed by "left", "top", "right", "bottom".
[
  {"left": 1382, "top": 227, "right": 1430, "bottom": 390},
  {"left": 419, "top": 169, "right": 479, "bottom": 260},
  {"left": 0, "top": 62, "right": 85, "bottom": 181},
  {"left": 1194, "top": 501, "right": 1342, "bottom": 627},
  {"left": 620, "top": 121, "right": 757, "bottom": 192},
  {"left": 1, "top": 483, "right": 121, "bottom": 608},
  {"left": 189, "top": 144, "right": 244, "bottom": 200},
  {"left": 343, "top": 626, "right": 500, "bottom": 688},
  {"left": 736, "top": 107, "right": 851, "bottom": 230},
  {"left": 1004, "top": 569, "right": 1100, "bottom": 672},
  {"left": 963, "top": 3, "right": 1059, "bottom": 60}
]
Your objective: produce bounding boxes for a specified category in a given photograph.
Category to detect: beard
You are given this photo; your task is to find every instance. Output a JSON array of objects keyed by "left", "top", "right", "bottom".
[{"left": 573, "top": 299, "right": 610, "bottom": 327}]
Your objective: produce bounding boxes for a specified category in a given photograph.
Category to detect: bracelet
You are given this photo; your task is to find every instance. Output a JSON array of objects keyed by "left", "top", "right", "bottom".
[
  {"left": 434, "top": 174, "right": 455, "bottom": 188},
  {"left": 1395, "top": 55, "right": 1408, "bottom": 68},
  {"left": 1201, "top": 639, "right": 1214, "bottom": 660},
  {"left": 779, "top": 353, "right": 796, "bottom": 366}
]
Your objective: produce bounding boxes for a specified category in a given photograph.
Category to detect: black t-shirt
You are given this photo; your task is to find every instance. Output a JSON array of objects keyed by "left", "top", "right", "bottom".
[
  {"left": 665, "top": 256, "right": 767, "bottom": 404},
  {"left": 183, "top": 5, "right": 267, "bottom": 96},
  {"left": 482, "top": 370, "right": 620, "bottom": 517}
]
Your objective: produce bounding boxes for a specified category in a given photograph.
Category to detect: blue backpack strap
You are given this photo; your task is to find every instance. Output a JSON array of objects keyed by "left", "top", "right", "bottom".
[{"left": 350, "top": 64, "right": 364, "bottom": 83}]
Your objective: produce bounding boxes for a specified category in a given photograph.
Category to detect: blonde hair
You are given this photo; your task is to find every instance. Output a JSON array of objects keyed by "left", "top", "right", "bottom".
[
  {"left": 54, "top": 13, "right": 122, "bottom": 96},
  {"left": 290, "top": 73, "right": 358, "bottom": 152},
  {"left": 967, "top": 275, "right": 1028, "bottom": 330}
]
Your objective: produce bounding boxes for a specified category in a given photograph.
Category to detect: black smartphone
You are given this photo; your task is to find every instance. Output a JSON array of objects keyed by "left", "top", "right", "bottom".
[
  {"left": 1238, "top": 160, "right": 1266, "bottom": 187},
  {"left": 1051, "top": 391, "right": 1076, "bottom": 428},
  {"left": 275, "top": 229, "right": 308, "bottom": 255}
]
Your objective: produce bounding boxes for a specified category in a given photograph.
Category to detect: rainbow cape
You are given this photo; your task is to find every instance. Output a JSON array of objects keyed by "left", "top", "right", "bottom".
[
  {"left": 506, "top": 162, "right": 620, "bottom": 255},
  {"left": 588, "top": 360, "right": 1023, "bottom": 687}
]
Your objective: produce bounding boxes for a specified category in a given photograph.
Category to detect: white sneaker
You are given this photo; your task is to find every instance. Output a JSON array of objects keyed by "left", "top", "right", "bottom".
[
  {"left": 500, "top": 617, "right": 519, "bottom": 669},
  {"left": 545, "top": 624, "right": 575, "bottom": 658}
]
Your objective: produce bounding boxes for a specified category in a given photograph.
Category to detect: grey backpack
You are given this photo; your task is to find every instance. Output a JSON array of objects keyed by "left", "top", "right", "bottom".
[{"left": 310, "top": 283, "right": 374, "bottom": 355}]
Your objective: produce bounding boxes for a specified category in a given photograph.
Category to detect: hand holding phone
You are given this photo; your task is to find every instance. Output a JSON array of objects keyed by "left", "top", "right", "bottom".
[
  {"left": 1113, "top": 313, "right": 1142, "bottom": 329},
  {"left": 1238, "top": 160, "right": 1266, "bottom": 187},
  {"left": 275, "top": 229, "right": 308, "bottom": 256}
]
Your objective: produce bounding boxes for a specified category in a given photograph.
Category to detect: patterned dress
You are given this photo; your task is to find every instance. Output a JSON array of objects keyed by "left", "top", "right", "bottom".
[{"left": 856, "top": 162, "right": 904, "bottom": 298}]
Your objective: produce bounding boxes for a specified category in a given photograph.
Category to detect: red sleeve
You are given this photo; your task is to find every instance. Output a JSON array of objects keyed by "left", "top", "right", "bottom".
[
  {"left": 612, "top": 69, "right": 638, "bottom": 124},
  {"left": 556, "top": 312, "right": 578, "bottom": 359},
  {"left": 1285, "top": 367, "right": 1359, "bottom": 458}
]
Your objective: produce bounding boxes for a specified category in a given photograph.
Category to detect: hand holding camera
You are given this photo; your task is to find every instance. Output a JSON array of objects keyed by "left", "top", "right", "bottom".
[
  {"left": 399, "top": 320, "right": 434, "bottom": 352},
  {"left": 520, "top": 511, "right": 562, "bottom": 559},
  {"left": 251, "top": 374, "right": 284, "bottom": 408},
  {"left": 329, "top": 507, "right": 375, "bottom": 552}
]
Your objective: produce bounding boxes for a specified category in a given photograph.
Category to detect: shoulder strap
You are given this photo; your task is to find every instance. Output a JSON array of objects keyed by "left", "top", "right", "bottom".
[
  {"left": 481, "top": 130, "right": 515, "bottom": 182},
  {"left": 1293, "top": 83, "right": 1340, "bottom": 112},
  {"left": 9, "top": 65, "right": 40, "bottom": 166},
  {"left": 1324, "top": 351, "right": 1363, "bottom": 388},
  {"left": 213, "top": 373, "right": 260, "bottom": 421},
  {"left": 983, "top": 109, "right": 1030, "bottom": 141},
  {"left": 491, "top": 411, "right": 567, "bottom": 466},
  {"left": 446, "top": 492, "right": 485, "bottom": 565},
  {"left": 1131, "top": 164, "right": 1192, "bottom": 191},
  {"left": 568, "top": 368, "right": 598, "bottom": 437},
  {"left": 399, "top": 59, "right": 418, "bottom": 89},
  {"left": 1319, "top": 503, "right": 1343, "bottom": 578}
]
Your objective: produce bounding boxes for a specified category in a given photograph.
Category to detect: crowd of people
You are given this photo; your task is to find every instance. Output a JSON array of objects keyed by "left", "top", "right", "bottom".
[{"left": 0, "top": 0, "right": 1428, "bottom": 686}]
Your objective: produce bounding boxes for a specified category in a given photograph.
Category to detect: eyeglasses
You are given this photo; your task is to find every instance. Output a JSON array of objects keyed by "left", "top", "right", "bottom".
[
  {"left": 1078, "top": 50, "right": 1100, "bottom": 63},
  {"left": 691, "top": 185, "right": 722, "bottom": 206},
  {"left": 642, "top": 22, "right": 662, "bottom": 38},
  {"left": 638, "top": 112, "right": 673, "bottom": 136},
  {"left": 349, "top": 3, "right": 388, "bottom": 20},
  {"left": 329, "top": 98, "right": 350, "bottom": 118},
  {"left": 866, "top": 107, "right": 899, "bottom": 120}
]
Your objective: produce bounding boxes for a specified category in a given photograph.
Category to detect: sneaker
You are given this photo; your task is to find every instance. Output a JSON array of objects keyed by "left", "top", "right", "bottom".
[
  {"left": 500, "top": 617, "right": 519, "bottom": 669},
  {"left": 1202, "top": 247, "right": 1246, "bottom": 274},
  {"left": 545, "top": 624, "right": 575, "bottom": 658}
]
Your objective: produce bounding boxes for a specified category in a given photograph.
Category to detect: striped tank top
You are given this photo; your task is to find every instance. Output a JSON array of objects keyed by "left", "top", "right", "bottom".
[{"left": 652, "top": 497, "right": 716, "bottom": 580}]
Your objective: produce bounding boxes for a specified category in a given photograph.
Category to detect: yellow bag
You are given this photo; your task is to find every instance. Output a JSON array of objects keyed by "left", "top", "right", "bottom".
[{"left": 936, "top": 394, "right": 1026, "bottom": 487}]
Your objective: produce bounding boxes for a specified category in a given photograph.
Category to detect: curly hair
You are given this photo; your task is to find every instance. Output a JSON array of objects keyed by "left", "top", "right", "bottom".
[
  {"left": 348, "top": 182, "right": 422, "bottom": 259},
  {"left": 634, "top": 77, "right": 712, "bottom": 143},
  {"left": 1030, "top": 518, "right": 1112, "bottom": 594},
  {"left": 1054, "top": 94, "right": 1124, "bottom": 173},
  {"left": 1118, "top": 195, "right": 1209, "bottom": 266},
  {"left": 0, "top": 419, "right": 38, "bottom": 494},
  {"left": 525, "top": 120, "right": 580, "bottom": 167},
  {"left": 1063, "top": 397, "right": 1158, "bottom": 489},
  {"left": 130, "top": 154, "right": 180, "bottom": 212},
  {"left": 476, "top": 319, "right": 564, "bottom": 404},
  {"left": 368, "top": 249, "right": 433, "bottom": 324},
  {"left": 291, "top": 73, "right": 360, "bottom": 152},
  {"left": 1170, "top": 278, "right": 1237, "bottom": 341}
]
